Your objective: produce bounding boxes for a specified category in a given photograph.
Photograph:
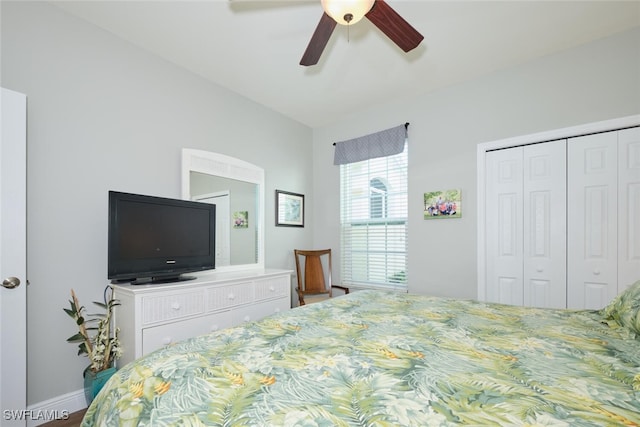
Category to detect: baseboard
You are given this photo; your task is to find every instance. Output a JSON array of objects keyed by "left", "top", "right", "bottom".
[{"left": 26, "top": 390, "right": 86, "bottom": 427}]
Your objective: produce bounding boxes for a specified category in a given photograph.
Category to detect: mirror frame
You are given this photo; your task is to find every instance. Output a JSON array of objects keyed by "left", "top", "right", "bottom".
[{"left": 182, "top": 148, "right": 265, "bottom": 271}]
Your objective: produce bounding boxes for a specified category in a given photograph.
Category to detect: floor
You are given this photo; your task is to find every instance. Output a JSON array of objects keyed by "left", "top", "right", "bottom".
[{"left": 40, "top": 409, "right": 86, "bottom": 427}]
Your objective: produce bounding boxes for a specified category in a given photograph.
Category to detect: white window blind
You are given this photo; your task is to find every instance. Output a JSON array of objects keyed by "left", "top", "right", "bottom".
[{"left": 340, "top": 142, "right": 408, "bottom": 291}]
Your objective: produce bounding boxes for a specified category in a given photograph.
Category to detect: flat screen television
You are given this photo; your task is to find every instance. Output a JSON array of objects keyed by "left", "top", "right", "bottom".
[{"left": 108, "top": 191, "right": 216, "bottom": 284}]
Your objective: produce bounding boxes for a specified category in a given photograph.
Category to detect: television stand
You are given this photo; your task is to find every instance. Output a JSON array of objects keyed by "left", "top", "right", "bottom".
[
  {"left": 111, "top": 275, "right": 197, "bottom": 285},
  {"left": 130, "top": 275, "right": 197, "bottom": 285}
]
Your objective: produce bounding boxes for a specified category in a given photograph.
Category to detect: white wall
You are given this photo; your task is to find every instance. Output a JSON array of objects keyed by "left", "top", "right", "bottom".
[
  {"left": 1, "top": 1, "right": 313, "bottom": 405},
  {"left": 312, "top": 27, "right": 640, "bottom": 299}
]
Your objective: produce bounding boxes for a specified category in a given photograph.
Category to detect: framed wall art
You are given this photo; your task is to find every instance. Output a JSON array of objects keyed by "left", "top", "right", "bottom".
[
  {"left": 233, "top": 211, "right": 248, "bottom": 229},
  {"left": 424, "top": 189, "right": 462, "bottom": 219},
  {"left": 275, "top": 190, "right": 304, "bottom": 227}
]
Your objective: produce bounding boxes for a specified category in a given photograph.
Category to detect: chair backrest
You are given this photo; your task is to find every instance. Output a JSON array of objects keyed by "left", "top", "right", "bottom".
[{"left": 294, "top": 249, "right": 333, "bottom": 296}]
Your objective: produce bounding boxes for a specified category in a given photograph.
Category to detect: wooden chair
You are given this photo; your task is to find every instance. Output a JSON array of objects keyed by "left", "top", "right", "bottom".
[{"left": 294, "top": 249, "right": 349, "bottom": 306}]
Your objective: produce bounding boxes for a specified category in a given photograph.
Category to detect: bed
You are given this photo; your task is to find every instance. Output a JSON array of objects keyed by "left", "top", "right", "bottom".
[{"left": 82, "top": 282, "right": 640, "bottom": 426}]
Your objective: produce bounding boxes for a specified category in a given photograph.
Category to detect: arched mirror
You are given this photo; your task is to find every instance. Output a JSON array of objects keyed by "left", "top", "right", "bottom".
[{"left": 181, "top": 149, "right": 264, "bottom": 271}]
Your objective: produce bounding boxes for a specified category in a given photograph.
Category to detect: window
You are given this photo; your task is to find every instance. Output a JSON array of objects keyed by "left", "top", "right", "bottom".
[
  {"left": 340, "top": 142, "right": 408, "bottom": 290},
  {"left": 369, "top": 178, "right": 387, "bottom": 218}
]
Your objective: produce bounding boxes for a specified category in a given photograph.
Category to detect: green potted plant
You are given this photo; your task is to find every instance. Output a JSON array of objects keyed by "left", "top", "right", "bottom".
[{"left": 64, "top": 288, "right": 122, "bottom": 404}]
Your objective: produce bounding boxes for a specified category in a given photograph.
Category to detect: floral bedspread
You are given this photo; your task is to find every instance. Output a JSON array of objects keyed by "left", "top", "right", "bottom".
[{"left": 82, "top": 290, "right": 640, "bottom": 426}]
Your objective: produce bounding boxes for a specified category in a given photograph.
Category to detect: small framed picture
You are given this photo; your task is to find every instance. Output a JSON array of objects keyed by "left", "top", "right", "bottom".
[
  {"left": 276, "top": 190, "right": 304, "bottom": 227},
  {"left": 232, "top": 211, "right": 248, "bottom": 229},
  {"left": 424, "top": 189, "right": 462, "bottom": 219}
]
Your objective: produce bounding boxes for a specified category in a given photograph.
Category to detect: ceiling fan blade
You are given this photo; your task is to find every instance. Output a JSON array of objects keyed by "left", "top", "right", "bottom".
[
  {"left": 365, "top": 0, "right": 424, "bottom": 52},
  {"left": 300, "top": 12, "right": 337, "bottom": 66}
]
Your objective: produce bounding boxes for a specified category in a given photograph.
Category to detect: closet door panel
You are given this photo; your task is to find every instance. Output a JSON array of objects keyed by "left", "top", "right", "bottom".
[
  {"left": 486, "top": 148, "right": 523, "bottom": 305},
  {"left": 618, "top": 127, "right": 640, "bottom": 292},
  {"left": 523, "top": 140, "right": 567, "bottom": 308},
  {"left": 568, "top": 132, "right": 618, "bottom": 309}
]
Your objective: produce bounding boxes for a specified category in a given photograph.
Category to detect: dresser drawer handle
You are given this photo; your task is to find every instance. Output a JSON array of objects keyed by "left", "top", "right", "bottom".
[
  {"left": 243, "top": 315, "right": 251, "bottom": 322},
  {"left": 162, "top": 337, "right": 173, "bottom": 346},
  {"left": 171, "top": 302, "right": 181, "bottom": 310},
  {"left": 269, "top": 286, "right": 275, "bottom": 292},
  {"left": 228, "top": 293, "right": 235, "bottom": 300},
  {"left": 210, "top": 325, "right": 219, "bottom": 332}
]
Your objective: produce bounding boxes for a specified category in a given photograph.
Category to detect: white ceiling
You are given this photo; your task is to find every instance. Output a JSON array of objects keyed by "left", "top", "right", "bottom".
[{"left": 51, "top": 0, "right": 640, "bottom": 128}]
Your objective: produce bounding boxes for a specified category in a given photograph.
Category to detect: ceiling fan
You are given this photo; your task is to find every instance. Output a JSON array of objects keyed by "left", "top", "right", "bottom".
[{"left": 300, "top": 0, "right": 424, "bottom": 66}]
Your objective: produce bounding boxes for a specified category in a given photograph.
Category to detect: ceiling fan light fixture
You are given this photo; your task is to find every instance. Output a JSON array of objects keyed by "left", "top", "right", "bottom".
[{"left": 321, "top": 0, "right": 375, "bottom": 25}]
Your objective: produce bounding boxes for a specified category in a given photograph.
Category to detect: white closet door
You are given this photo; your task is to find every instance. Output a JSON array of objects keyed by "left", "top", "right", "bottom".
[
  {"left": 523, "top": 141, "right": 567, "bottom": 308},
  {"left": 485, "top": 147, "right": 524, "bottom": 305},
  {"left": 618, "top": 127, "right": 640, "bottom": 291},
  {"left": 568, "top": 132, "right": 618, "bottom": 309}
]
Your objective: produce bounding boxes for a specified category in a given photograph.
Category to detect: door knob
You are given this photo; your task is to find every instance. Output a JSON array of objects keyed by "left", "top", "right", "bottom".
[{"left": 2, "top": 277, "right": 21, "bottom": 289}]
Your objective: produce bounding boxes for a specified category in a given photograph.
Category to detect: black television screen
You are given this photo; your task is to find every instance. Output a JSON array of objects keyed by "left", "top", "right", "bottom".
[{"left": 108, "top": 191, "right": 215, "bottom": 284}]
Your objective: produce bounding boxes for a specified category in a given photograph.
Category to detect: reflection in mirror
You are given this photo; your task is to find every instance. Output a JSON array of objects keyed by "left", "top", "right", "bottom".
[
  {"left": 190, "top": 172, "right": 258, "bottom": 266},
  {"left": 182, "top": 149, "right": 264, "bottom": 271}
]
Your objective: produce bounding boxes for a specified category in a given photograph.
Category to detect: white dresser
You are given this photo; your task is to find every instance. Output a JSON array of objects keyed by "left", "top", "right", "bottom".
[{"left": 112, "top": 268, "right": 292, "bottom": 367}]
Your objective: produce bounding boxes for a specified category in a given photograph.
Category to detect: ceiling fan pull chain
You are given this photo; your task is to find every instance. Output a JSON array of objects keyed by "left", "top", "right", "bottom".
[{"left": 344, "top": 13, "right": 353, "bottom": 44}]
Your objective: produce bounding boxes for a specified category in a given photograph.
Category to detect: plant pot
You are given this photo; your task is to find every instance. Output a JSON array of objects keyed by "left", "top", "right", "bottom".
[{"left": 83, "top": 366, "right": 116, "bottom": 405}]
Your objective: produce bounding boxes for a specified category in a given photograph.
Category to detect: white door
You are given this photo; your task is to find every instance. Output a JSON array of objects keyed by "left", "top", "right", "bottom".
[
  {"left": 485, "top": 147, "right": 524, "bottom": 305},
  {"left": 617, "top": 127, "right": 640, "bottom": 292},
  {"left": 568, "top": 131, "right": 618, "bottom": 309},
  {"left": 194, "top": 191, "right": 231, "bottom": 267},
  {"left": 0, "top": 88, "right": 27, "bottom": 425},
  {"left": 523, "top": 140, "right": 567, "bottom": 308},
  {"left": 486, "top": 140, "right": 567, "bottom": 308}
]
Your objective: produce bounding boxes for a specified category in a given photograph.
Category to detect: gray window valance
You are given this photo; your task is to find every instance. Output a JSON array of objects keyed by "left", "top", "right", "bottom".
[{"left": 333, "top": 123, "right": 408, "bottom": 165}]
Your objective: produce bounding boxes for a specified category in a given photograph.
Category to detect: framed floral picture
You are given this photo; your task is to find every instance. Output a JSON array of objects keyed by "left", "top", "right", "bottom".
[
  {"left": 232, "top": 211, "right": 248, "bottom": 229},
  {"left": 276, "top": 190, "right": 304, "bottom": 227}
]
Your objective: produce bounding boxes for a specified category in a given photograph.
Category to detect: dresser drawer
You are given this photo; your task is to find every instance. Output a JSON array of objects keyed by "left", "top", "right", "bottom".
[
  {"left": 234, "top": 297, "right": 290, "bottom": 324},
  {"left": 142, "top": 311, "right": 233, "bottom": 354},
  {"left": 254, "top": 277, "right": 290, "bottom": 302},
  {"left": 207, "top": 281, "right": 253, "bottom": 311},
  {"left": 142, "top": 290, "right": 205, "bottom": 325}
]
